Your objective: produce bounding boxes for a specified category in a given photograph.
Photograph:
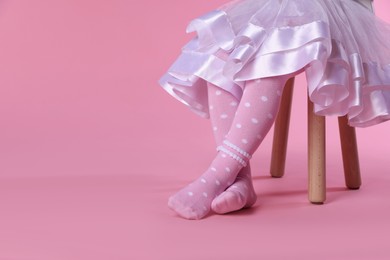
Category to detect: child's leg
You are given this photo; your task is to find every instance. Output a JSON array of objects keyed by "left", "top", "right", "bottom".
[
  {"left": 168, "top": 77, "right": 287, "bottom": 219},
  {"left": 207, "top": 83, "right": 257, "bottom": 214},
  {"left": 212, "top": 164, "right": 256, "bottom": 214}
]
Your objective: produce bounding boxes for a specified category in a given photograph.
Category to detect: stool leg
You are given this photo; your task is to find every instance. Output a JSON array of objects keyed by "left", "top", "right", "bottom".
[
  {"left": 338, "top": 115, "right": 361, "bottom": 189},
  {"left": 270, "top": 77, "right": 295, "bottom": 178},
  {"left": 308, "top": 99, "right": 326, "bottom": 204}
]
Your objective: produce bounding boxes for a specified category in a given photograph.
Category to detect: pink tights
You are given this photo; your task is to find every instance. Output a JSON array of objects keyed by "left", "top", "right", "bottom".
[{"left": 168, "top": 76, "right": 288, "bottom": 219}]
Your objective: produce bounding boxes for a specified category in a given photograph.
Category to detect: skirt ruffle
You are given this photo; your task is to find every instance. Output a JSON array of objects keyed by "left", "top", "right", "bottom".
[{"left": 159, "top": 0, "right": 390, "bottom": 127}]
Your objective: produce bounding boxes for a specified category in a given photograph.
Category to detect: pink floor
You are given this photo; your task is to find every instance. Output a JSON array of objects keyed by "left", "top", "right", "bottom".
[{"left": 1, "top": 1, "right": 390, "bottom": 259}]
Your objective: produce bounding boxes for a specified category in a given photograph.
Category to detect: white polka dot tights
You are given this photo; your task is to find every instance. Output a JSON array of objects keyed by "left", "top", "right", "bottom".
[
  {"left": 168, "top": 77, "right": 288, "bottom": 219},
  {"left": 208, "top": 82, "right": 257, "bottom": 215}
]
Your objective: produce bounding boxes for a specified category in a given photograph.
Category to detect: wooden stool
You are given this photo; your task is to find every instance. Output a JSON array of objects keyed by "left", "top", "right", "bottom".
[
  {"left": 269, "top": 0, "right": 374, "bottom": 204},
  {"left": 270, "top": 78, "right": 361, "bottom": 204}
]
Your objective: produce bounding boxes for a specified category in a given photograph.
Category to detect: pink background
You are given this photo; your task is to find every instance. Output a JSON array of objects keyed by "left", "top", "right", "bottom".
[{"left": 1, "top": 0, "right": 390, "bottom": 259}]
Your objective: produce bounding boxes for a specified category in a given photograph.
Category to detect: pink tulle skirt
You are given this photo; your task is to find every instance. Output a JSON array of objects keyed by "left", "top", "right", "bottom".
[{"left": 159, "top": 0, "right": 390, "bottom": 127}]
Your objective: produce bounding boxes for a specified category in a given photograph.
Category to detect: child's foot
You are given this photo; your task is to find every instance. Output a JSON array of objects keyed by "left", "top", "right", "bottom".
[
  {"left": 168, "top": 152, "right": 243, "bottom": 220},
  {"left": 211, "top": 169, "right": 257, "bottom": 214}
]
